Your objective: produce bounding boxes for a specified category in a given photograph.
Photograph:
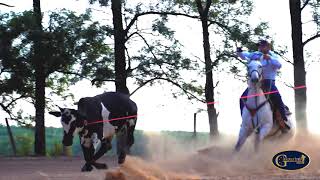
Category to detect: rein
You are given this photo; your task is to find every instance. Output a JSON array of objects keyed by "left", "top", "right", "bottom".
[
  {"left": 244, "top": 98, "right": 269, "bottom": 131},
  {"left": 244, "top": 99, "right": 269, "bottom": 117}
]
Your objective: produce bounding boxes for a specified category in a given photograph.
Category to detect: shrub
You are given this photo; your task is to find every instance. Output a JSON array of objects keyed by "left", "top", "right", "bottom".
[
  {"left": 48, "top": 141, "right": 63, "bottom": 156},
  {"left": 15, "top": 134, "right": 34, "bottom": 156}
]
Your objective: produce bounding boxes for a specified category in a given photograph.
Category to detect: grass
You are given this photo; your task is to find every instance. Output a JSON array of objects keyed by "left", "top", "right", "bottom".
[{"left": 0, "top": 125, "right": 210, "bottom": 157}]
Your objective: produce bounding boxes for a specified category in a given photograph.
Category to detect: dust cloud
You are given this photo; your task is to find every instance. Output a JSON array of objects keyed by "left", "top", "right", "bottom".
[{"left": 105, "top": 131, "right": 320, "bottom": 180}]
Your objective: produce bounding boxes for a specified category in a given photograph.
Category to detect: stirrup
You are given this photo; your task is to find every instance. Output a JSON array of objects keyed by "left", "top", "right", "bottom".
[
  {"left": 284, "top": 106, "right": 292, "bottom": 115},
  {"left": 283, "top": 120, "right": 290, "bottom": 129}
]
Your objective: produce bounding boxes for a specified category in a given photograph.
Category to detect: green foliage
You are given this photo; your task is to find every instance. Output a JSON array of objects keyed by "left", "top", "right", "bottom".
[
  {"left": 88, "top": 0, "right": 110, "bottom": 6},
  {"left": 0, "top": 9, "right": 113, "bottom": 120},
  {"left": 15, "top": 134, "right": 34, "bottom": 156},
  {"left": 0, "top": 126, "right": 210, "bottom": 157},
  {"left": 131, "top": 38, "right": 197, "bottom": 94},
  {"left": 86, "top": 0, "right": 199, "bottom": 100},
  {"left": 48, "top": 141, "right": 63, "bottom": 156},
  {"left": 181, "top": 82, "right": 204, "bottom": 97},
  {"left": 44, "top": 9, "right": 113, "bottom": 88},
  {"left": 154, "top": 0, "right": 270, "bottom": 94},
  {"left": 0, "top": 12, "right": 35, "bottom": 97},
  {"left": 310, "top": 0, "right": 320, "bottom": 24},
  {"left": 0, "top": 126, "right": 82, "bottom": 156},
  {"left": 308, "top": 0, "right": 320, "bottom": 36},
  {"left": 152, "top": 15, "right": 174, "bottom": 40}
]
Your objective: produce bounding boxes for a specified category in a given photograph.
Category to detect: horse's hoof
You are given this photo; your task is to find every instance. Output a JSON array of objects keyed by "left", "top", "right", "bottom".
[
  {"left": 281, "top": 128, "right": 290, "bottom": 133},
  {"left": 118, "top": 152, "right": 126, "bottom": 164},
  {"left": 232, "top": 148, "right": 240, "bottom": 154},
  {"left": 92, "top": 162, "right": 108, "bottom": 169},
  {"left": 81, "top": 163, "right": 93, "bottom": 172},
  {"left": 127, "top": 149, "right": 131, "bottom": 155},
  {"left": 118, "top": 158, "right": 125, "bottom": 164},
  {"left": 106, "top": 143, "right": 112, "bottom": 151}
]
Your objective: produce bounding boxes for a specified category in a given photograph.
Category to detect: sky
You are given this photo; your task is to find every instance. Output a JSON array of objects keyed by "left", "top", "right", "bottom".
[{"left": 1, "top": 0, "right": 320, "bottom": 135}]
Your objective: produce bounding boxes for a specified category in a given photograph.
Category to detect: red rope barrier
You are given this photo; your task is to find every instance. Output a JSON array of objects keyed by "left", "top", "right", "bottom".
[{"left": 85, "top": 85, "right": 306, "bottom": 124}]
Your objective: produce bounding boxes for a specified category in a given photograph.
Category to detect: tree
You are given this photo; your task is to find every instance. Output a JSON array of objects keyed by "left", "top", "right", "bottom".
[
  {"left": 89, "top": 0, "right": 198, "bottom": 97},
  {"left": 32, "top": 0, "right": 46, "bottom": 156},
  {"left": 111, "top": 0, "right": 129, "bottom": 94},
  {"left": 195, "top": 0, "right": 218, "bottom": 136},
  {"left": 0, "top": 2, "right": 14, "bottom": 7},
  {"left": 0, "top": 11, "right": 37, "bottom": 127},
  {"left": 0, "top": 9, "right": 112, "bottom": 154},
  {"left": 289, "top": 0, "right": 320, "bottom": 130},
  {"left": 157, "top": 0, "right": 268, "bottom": 137},
  {"left": 88, "top": 0, "right": 267, "bottom": 136}
]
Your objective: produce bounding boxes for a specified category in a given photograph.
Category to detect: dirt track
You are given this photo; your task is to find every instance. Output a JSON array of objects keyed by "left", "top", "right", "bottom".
[
  {"left": 0, "top": 155, "right": 319, "bottom": 180},
  {"left": 1, "top": 134, "right": 320, "bottom": 180},
  {"left": 0, "top": 156, "right": 117, "bottom": 180}
]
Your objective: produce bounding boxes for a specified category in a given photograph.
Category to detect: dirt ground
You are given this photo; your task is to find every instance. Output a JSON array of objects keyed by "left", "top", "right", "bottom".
[
  {"left": 0, "top": 156, "right": 118, "bottom": 180},
  {"left": 1, "top": 134, "right": 320, "bottom": 180},
  {"left": 0, "top": 155, "right": 319, "bottom": 180}
]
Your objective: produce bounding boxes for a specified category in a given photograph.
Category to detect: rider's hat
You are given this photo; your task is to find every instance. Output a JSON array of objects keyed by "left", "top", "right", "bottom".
[{"left": 256, "top": 39, "right": 270, "bottom": 47}]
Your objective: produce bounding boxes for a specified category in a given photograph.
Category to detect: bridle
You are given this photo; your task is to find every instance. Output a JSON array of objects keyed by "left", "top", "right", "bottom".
[
  {"left": 244, "top": 60, "right": 269, "bottom": 132},
  {"left": 248, "top": 69, "right": 261, "bottom": 80},
  {"left": 247, "top": 59, "right": 263, "bottom": 80}
]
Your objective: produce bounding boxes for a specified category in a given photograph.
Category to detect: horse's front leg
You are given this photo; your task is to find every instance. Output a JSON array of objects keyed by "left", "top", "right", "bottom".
[
  {"left": 234, "top": 124, "right": 252, "bottom": 152},
  {"left": 254, "top": 123, "right": 272, "bottom": 152},
  {"left": 254, "top": 133, "right": 260, "bottom": 152}
]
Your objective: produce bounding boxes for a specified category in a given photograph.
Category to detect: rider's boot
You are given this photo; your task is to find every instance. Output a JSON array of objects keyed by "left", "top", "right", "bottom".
[
  {"left": 284, "top": 105, "right": 292, "bottom": 116},
  {"left": 281, "top": 115, "right": 291, "bottom": 132}
]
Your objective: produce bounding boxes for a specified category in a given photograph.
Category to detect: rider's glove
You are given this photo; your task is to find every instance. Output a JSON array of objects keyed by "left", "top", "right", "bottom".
[
  {"left": 236, "top": 47, "right": 243, "bottom": 53},
  {"left": 251, "top": 53, "right": 261, "bottom": 60}
]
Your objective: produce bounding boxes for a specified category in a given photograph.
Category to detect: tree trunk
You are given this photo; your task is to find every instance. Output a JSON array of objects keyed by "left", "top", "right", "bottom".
[
  {"left": 111, "top": 0, "right": 129, "bottom": 94},
  {"left": 196, "top": 0, "right": 218, "bottom": 137},
  {"left": 289, "top": 0, "right": 307, "bottom": 130},
  {"left": 33, "top": 0, "right": 46, "bottom": 155}
]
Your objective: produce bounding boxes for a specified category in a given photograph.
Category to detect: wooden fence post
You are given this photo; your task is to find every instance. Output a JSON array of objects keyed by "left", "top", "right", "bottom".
[
  {"left": 5, "top": 118, "right": 17, "bottom": 156},
  {"left": 193, "top": 113, "right": 197, "bottom": 137}
]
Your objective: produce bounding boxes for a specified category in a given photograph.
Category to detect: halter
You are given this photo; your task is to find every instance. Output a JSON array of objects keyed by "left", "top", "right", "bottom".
[{"left": 248, "top": 69, "right": 261, "bottom": 80}]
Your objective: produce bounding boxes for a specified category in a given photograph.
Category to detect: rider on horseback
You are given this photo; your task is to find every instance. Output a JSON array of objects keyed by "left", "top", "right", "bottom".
[{"left": 237, "top": 39, "right": 290, "bottom": 130}]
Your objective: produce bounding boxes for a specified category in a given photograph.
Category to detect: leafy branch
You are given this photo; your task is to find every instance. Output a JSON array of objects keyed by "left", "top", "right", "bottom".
[
  {"left": 130, "top": 76, "right": 205, "bottom": 103},
  {"left": 0, "top": 2, "right": 14, "bottom": 7}
]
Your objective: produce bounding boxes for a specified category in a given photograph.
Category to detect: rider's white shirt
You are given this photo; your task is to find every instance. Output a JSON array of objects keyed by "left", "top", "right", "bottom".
[{"left": 238, "top": 50, "right": 282, "bottom": 80}]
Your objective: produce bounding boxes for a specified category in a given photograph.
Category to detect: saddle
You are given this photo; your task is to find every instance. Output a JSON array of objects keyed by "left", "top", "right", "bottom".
[
  {"left": 263, "top": 90, "right": 291, "bottom": 131},
  {"left": 242, "top": 88, "right": 291, "bottom": 131},
  {"left": 272, "top": 104, "right": 291, "bottom": 131}
]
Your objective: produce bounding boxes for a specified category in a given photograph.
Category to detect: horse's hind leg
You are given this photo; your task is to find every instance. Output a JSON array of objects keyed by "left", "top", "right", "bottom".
[{"left": 234, "top": 125, "right": 252, "bottom": 152}]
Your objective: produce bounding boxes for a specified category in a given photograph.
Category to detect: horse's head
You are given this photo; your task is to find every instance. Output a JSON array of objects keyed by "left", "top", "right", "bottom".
[
  {"left": 49, "top": 108, "right": 86, "bottom": 146},
  {"left": 247, "top": 60, "right": 263, "bottom": 85}
]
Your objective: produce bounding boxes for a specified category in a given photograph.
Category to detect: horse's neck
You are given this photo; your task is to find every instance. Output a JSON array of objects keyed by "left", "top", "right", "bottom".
[{"left": 246, "top": 82, "right": 266, "bottom": 107}]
